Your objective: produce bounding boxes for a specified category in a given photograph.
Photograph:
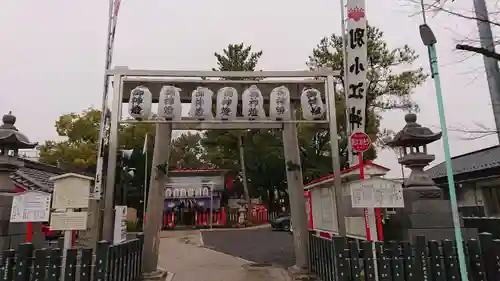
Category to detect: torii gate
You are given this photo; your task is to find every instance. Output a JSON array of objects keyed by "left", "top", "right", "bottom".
[{"left": 101, "top": 68, "right": 345, "bottom": 274}]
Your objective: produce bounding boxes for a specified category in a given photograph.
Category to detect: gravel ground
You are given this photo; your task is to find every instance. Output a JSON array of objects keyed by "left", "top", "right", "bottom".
[{"left": 201, "top": 228, "right": 295, "bottom": 268}]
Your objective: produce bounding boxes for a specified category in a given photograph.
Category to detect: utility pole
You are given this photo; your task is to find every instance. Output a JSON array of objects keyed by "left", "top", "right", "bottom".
[
  {"left": 282, "top": 114, "right": 309, "bottom": 272},
  {"left": 473, "top": 0, "right": 500, "bottom": 142}
]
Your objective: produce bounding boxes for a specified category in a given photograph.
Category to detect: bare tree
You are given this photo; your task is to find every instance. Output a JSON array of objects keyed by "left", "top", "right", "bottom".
[{"left": 406, "top": 0, "right": 500, "bottom": 59}]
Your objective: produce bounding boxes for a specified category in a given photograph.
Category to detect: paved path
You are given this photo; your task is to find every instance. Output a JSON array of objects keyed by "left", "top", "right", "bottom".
[
  {"left": 201, "top": 228, "right": 295, "bottom": 268},
  {"left": 158, "top": 230, "right": 292, "bottom": 281}
]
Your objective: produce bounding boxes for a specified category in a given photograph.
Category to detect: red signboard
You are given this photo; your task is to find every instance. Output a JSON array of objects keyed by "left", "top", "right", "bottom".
[{"left": 350, "top": 132, "right": 371, "bottom": 152}]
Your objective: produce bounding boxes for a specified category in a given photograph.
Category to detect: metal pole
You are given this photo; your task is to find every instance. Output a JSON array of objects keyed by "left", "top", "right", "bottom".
[
  {"left": 428, "top": 43, "right": 470, "bottom": 281},
  {"left": 210, "top": 186, "right": 213, "bottom": 229},
  {"left": 143, "top": 149, "right": 148, "bottom": 229},
  {"left": 327, "top": 78, "right": 347, "bottom": 236},
  {"left": 94, "top": 0, "right": 116, "bottom": 198},
  {"left": 473, "top": 0, "right": 500, "bottom": 142},
  {"left": 102, "top": 74, "right": 123, "bottom": 241}
]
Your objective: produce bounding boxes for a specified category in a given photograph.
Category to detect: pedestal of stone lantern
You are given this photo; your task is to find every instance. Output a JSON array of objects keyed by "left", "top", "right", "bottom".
[
  {"left": 384, "top": 113, "right": 478, "bottom": 241},
  {"left": 0, "top": 112, "right": 44, "bottom": 250}
]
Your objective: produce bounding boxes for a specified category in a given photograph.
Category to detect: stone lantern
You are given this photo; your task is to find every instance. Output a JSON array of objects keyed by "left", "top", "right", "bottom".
[
  {"left": 384, "top": 113, "right": 477, "bottom": 241},
  {"left": 0, "top": 112, "right": 38, "bottom": 192},
  {"left": 0, "top": 112, "right": 42, "bottom": 250}
]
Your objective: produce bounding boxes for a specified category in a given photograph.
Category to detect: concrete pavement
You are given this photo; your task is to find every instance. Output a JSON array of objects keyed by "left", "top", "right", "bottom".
[{"left": 157, "top": 230, "right": 292, "bottom": 281}]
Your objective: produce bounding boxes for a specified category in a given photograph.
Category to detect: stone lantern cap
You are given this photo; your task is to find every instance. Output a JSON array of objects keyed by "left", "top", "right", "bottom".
[
  {"left": 387, "top": 113, "right": 442, "bottom": 147},
  {"left": 0, "top": 112, "right": 38, "bottom": 151}
]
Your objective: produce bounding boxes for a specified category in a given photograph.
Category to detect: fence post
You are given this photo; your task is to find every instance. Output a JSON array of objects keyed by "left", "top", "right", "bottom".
[
  {"left": 308, "top": 233, "right": 315, "bottom": 274},
  {"left": 468, "top": 238, "right": 486, "bottom": 281},
  {"left": 47, "top": 248, "right": 62, "bottom": 281},
  {"left": 332, "top": 236, "right": 349, "bottom": 281},
  {"left": 348, "top": 240, "right": 361, "bottom": 281},
  {"left": 0, "top": 250, "right": 15, "bottom": 281},
  {"left": 427, "top": 240, "right": 444, "bottom": 281},
  {"left": 400, "top": 242, "right": 415, "bottom": 281},
  {"left": 491, "top": 239, "right": 500, "bottom": 281},
  {"left": 14, "top": 243, "right": 33, "bottom": 281},
  {"left": 79, "top": 248, "right": 93, "bottom": 281},
  {"left": 33, "top": 248, "right": 48, "bottom": 281},
  {"left": 137, "top": 232, "right": 145, "bottom": 276},
  {"left": 361, "top": 241, "right": 376, "bottom": 281},
  {"left": 442, "top": 240, "right": 459, "bottom": 281},
  {"left": 64, "top": 248, "right": 78, "bottom": 281},
  {"left": 389, "top": 241, "right": 404, "bottom": 281},
  {"left": 479, "top": 232, "right": 495, "bottom": 281},
  {"left": 414, "top": 236, "right": 429, "bottom": 281},
  {"left": 376, "top": 242, "right": 391, "bottom": 281},
  {"left": 94, "top": 241, "right": 110, "bottom": 281}
]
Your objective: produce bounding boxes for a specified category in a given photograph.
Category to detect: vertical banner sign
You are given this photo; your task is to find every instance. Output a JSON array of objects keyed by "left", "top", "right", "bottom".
[{"left": 345, "top": 0, "right": 368, "bottom": 167}]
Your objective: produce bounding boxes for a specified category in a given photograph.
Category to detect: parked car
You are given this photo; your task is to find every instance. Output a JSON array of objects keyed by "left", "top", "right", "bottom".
[{"left": 270, "top": 215, "right": 291, "bottom": 231}]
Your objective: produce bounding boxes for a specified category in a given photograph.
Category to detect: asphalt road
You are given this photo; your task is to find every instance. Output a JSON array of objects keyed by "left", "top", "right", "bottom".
[{"left": 201, "top": 228, "right": 295, "bottom": 268}]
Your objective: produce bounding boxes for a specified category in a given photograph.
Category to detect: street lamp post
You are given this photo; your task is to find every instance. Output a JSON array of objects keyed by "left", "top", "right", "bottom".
[{"left": 418, "top": 21, "right": 469, "bottom": 281}]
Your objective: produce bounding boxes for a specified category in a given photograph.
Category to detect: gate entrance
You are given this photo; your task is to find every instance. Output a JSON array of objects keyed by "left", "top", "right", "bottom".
[{"left": 101, "top": 68, "right": 344, "bottom": 272}]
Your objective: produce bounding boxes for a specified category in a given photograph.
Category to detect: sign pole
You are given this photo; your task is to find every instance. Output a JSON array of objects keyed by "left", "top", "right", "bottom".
[
  {"left": 26, "top": 222, "right": 32, "bottom": 243},
  {"left": 359, "top": 152, "right": 371, "bottom": 241}
]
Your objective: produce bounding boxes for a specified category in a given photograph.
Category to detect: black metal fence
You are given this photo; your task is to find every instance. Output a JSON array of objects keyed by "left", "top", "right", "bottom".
[
  {"left": 309, "top": 231, "right": 500, "bottom": 281},
  {"left": 0, "top": 233, "right": 144, "bottom": 281}
]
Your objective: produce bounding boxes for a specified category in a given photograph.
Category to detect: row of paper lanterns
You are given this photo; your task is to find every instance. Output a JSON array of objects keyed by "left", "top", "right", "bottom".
[{"left": 127, "top": 85, "right": 326, "bottom": 121}]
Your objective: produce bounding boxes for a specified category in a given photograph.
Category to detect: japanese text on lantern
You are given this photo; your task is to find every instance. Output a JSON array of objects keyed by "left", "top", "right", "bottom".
[
  {"left": 128, "top": 86, "right": 152, "bottom": 120},
  {"left": 216, "top": 87, "right": 238, "bottom": 120},
  {"left": 242, "top": 85, "right": 265, "bottom": 119},
  {"left": 345, "top": 0, "right": 368, "bottom": 164}
]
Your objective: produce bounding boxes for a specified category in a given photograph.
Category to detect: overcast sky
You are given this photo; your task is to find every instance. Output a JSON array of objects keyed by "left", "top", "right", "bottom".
[{"left": 1, "top": 0, "right": 498, "bottom": 177}]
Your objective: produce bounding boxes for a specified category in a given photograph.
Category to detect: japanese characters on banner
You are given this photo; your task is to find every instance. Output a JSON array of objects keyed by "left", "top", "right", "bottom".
[
  {"left": 216, "top": 87, "right": 238, "bottom": 120},
  {"left": 301, "top": 88, "right": 325, "bottom": 120},
  {"left": 189, "top": 87, "right": 214, "bottom": 120},
  {"left": 158, "top": 86, "right": 182, "bottom": 121},
  {"left": 242, "top": 85, "right": 266, "bottom": 119},
  {"left": 269, "top": 86, "right": 291, "bottom": 120},
  {"left": 345, "top": 0, "right": 368, "bottom": 166},
  {"left": 128, "top": 86, "right": 152, "bottom": 120}
]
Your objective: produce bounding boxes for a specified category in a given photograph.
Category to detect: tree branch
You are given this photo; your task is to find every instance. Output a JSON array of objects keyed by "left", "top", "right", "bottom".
[{"left": 456, "top": 44, "right": 500, "bottom": 60}]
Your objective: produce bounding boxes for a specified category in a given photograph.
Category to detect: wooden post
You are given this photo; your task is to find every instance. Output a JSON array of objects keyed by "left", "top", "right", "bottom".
[{"left": 142, "top": 123, "right": 172, "bottom": 274}]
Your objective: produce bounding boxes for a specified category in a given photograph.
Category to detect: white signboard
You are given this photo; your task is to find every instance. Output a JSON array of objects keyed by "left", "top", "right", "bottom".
[
  {"left": 345, "top": 0, "right": 368, "bottom": 166},
  {"left": 350, "top": 178, "right": 404, "bottom": 208},
  {"left": 113, "top": 206, "right": 128, "bottom": 244},
  {"left": 50, "top": 212, "right": 88, "bottom": 230},
  {"left": 52, "top": 182, "right": 90, "bottom": 209},
  {"left": 10, "top": 191, "right": 51, "bottom": 223}
]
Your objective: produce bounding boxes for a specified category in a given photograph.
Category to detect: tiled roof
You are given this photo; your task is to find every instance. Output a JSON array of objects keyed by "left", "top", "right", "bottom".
[
  {"left": 426, "top": 145, "right": 500, "bottom": 179},
  {"left": 9, "top": 159, "right": 67, "bottom": 192}
]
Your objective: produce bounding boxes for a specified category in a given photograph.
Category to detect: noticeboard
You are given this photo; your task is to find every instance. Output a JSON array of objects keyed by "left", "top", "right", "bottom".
[
  {"left": 350, "top": 177, "right": 404, "bottom": 208},
  {"left": 10, "top": 191, "right": 51, "bottom": 223},
  {"left": 50, "top": 212, "right": 88, "bottom": 230},
  {"left": 52, "top": 182, "right": 90, "bottom": 209}
]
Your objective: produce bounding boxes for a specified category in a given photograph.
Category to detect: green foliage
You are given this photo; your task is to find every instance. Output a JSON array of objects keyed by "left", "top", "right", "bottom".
[
  {"left": 202, "top": 27, "right": 426, "bottom": 207},
  {"left": 38, "top": 108, "right": 205, "bottom": 211},
  {"left": 302, "top": 25, "right": 427, "bottom": 177}
]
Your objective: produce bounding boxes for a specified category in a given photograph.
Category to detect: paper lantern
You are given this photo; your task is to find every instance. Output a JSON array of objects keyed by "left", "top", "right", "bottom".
[
  {"left": 242, "top": 85, "right": 266, "bottom": 119},
  {"left": 301, "top": 88, "right": 325, "bottom": 120},
  {"left": 188, "top": 87, "right": 214, "bottom": 120},
  {"left": 269, "top": 86, "right": 291, "bottom": 120},
  {"left": 216, "top": 87, "right": 238, "bottom": 120},
  {"left": 158, "top": 86, "right": 182, "bottom": 121},
  {"left": 128, "top": 86, "right": 152, "bottom": 120}
]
